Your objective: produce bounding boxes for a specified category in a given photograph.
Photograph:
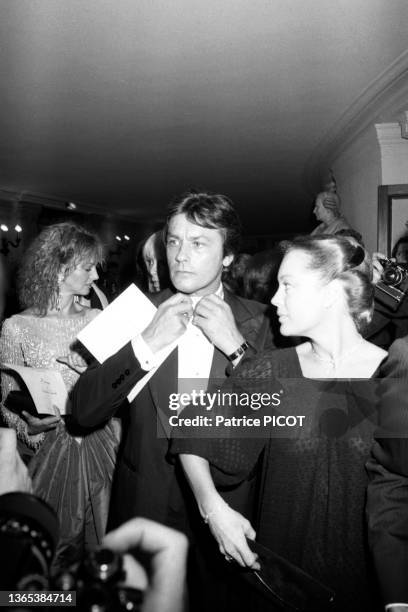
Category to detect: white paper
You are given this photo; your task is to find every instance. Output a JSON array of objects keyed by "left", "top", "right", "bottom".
[
  {"left": 77, "top": 283, "right": 157, "bottom": 364},
  {"left": 1, "top": 363, "right": 69, "bottom": 416},
  {"left": 76, "top": 283, "right": 180, "bottom": 402}
]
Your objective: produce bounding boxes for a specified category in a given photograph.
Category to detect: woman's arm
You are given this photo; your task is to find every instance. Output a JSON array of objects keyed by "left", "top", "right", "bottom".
[
  {"left": 0, "top": 318, "right": 49, "bottom": 449},
  {"left": 179, "top": 453, "right": 258, "bottom": 568}
]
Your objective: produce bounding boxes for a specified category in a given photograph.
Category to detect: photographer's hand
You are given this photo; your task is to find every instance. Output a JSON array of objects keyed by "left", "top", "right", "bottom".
[
  {"left": 103, "top": 518, "right": 188, "bottom": 612},
  {"left": 372, "top": 251, "right": 388, "bottom": 285},
  {"left": 0, "top": 428, "right": 32, "bottom": 494}
]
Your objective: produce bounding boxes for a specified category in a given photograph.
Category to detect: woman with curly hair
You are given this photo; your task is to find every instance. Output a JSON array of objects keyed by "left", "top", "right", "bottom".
[{"left": 0, "top": 222, "right": 120, "bottom": 572}]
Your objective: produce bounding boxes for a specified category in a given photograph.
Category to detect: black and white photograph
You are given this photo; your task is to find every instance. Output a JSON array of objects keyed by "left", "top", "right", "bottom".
[{"left": 1, "top": 2, "right": 408, "bottom": 611}]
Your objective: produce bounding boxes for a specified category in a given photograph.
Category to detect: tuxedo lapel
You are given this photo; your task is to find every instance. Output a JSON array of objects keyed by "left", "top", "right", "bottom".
[
  {"left": 209, "top": 290, "right": 264, "bottom": 382},
  {"left": 224, "top": 290, "right": 265, "bottom": 348},
  {"left": 209, "top": 345, "right": 229, "bottom": 381}
]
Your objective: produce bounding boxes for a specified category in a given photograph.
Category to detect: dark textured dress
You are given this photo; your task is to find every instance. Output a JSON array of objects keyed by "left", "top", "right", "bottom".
[{"left": 172, "top": 347, "right": 383, "bottom": 611}]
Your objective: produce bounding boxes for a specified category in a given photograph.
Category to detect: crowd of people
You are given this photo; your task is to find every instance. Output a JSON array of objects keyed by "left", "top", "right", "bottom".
[{"left": 1, "top": 189, "right": 408, "bottom": 611}]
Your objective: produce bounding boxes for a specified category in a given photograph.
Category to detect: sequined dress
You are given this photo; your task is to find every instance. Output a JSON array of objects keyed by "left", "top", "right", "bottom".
[{"left": 0, "top": 311, "right": 120, "bottom": 572}]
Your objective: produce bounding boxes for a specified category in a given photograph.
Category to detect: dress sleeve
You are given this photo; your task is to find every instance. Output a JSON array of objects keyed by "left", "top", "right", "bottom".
[
  {"left": 170, "top": 351, "right": 278, "bottom": 487},
  {"left": 0, "top": 318, "right": 45, "bottom": 449}
]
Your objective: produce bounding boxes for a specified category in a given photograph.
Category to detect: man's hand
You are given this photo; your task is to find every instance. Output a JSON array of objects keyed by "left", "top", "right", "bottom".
[
  {"left": 103, "top": 517, "right": 188, "bottom": 612},
  {"left": 0, "top": 428, "right": 32, "bottom": 494},
  {"left": 193, "top": 294, "right": 245, "bottom": 357},
  {"left": 142, "top": 293, "right": 193, "bottom": 354},
  {"left": 372, "top": 252, "right": 389, "bottom": 285}
]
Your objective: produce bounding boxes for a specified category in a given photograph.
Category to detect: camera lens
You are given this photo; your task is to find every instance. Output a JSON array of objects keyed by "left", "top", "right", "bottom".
[
  {"left": 383, "top": 265, "right": 404, "bottom": 286},
  {"left": 0, "top": 492, "right": 59, "bottom": 590}
]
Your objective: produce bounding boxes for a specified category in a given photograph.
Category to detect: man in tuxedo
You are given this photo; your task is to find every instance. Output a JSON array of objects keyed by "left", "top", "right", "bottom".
[
  {"left": 367, "top": 336, "right": 408, "bottom": 612},
  {"left": 71, "top": 191, "right": 274, "bottom": 532}
]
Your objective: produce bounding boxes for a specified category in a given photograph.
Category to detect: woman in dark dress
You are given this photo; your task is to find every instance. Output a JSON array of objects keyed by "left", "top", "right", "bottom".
[{"left": 172, "top": 235, "right": 387, "bottom": 611}]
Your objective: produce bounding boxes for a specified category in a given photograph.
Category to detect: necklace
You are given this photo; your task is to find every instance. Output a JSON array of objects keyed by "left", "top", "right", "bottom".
[{"left": 309, "top": 338, "right": 364, "bottom": 373}]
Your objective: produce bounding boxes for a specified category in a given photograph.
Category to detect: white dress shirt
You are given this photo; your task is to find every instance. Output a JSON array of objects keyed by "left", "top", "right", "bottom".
[{"left": 132, "top": 286, "right": 224, "bottom": 397}]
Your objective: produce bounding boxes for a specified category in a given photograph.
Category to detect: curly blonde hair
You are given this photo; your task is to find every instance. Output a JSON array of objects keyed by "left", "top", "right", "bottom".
[{"left": 18, "top": 222, "right": 104, "bottom": 316}]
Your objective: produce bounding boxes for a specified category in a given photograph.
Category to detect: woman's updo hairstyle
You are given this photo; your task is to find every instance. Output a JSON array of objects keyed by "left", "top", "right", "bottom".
[{"left": 280, "top": 235, "right": 374, "bottom": 331}]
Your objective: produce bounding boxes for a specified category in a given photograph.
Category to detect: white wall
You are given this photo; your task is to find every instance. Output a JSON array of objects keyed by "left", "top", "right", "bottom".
[
  {"left": 330, "top": 127, "right": 381, "bottom": 253},
  {"left": 329, "top": 121, "right": 408, "bottom": 253}
]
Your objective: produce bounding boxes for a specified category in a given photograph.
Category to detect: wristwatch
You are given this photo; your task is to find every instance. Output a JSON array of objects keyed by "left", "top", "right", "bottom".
[{"left": 227, "top": 340, "right": 249, "bottom": 362}]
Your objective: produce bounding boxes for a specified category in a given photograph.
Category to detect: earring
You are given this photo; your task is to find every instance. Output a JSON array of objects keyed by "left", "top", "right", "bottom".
[
  {"left": 56, "top": 274, "right": 64, "bottom": 311},
  {"left": 56, "top": 285, "right": 61, "bottom": 311}
]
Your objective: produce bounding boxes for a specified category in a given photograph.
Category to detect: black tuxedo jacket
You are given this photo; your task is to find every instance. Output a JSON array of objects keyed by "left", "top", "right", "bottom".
[
  {"left": 366, "top": 335, "right": 408, "bottom": 605},
  {"left": 71, "top": 287, "right": 274, "bottom": 530}
]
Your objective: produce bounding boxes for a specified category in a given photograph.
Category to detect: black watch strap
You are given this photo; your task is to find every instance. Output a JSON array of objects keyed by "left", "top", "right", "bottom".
[{"left": 227, "top": 340, "right": 249, "bottom": 362}]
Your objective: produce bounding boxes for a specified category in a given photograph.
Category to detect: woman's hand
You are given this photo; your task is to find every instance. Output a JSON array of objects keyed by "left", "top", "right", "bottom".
[
  {"left": 204, "top": 499, "right": 259, "bottom": 569},
  {"left": 22, "top": 407, "right": 62, "bottom": 435},
  {"left": 57, "top": 353, "right": 87, "bottom": 374},
  {"left": 178, "top": 454, "right": 259, "bottom": 568}
]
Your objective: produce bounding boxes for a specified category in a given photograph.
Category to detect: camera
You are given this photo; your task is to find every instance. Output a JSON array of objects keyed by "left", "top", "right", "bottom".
[
  {"left": 0, "top": 492, "right": 143, "bottom": 611},
  {"left": 375, "top": 257, "right": 408, "bottom": 310}
]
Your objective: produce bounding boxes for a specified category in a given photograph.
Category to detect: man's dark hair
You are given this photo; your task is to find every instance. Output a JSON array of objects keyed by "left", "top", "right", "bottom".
[
  {"left": 392, "top": 235, "right": 408, "bottom": 259},
  {"left": 165, "top": 191, "right": 241, "bottom": 256}
]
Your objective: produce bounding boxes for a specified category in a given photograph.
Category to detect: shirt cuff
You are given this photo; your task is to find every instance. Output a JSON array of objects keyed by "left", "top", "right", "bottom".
[
  {"left": 385, "top": 604, "right": 408, "bottom": 611},
  {"left": 131, "top": 334, "right": 158, "bottom": 371}
]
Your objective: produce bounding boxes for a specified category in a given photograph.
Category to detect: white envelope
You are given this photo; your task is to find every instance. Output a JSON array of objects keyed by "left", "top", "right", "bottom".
[{"left": 77, "top": 283, "right": 157, "bottom": 364}]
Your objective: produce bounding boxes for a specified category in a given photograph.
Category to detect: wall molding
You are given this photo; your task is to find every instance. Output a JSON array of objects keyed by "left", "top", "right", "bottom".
[
  {"left": 304, "top": 48, "right": 408, "bottom": 192},
  {"left": 375, "top": 122, "right": 406, "bottom": 147}
]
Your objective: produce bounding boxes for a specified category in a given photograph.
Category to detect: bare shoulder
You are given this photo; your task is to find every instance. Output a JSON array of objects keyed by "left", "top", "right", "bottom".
[
  {"left": 362, "top": 340, "right": 387, "bottom": 360},
  {"left": 80, "top": 305, "right": 101, "bottom": 322},
  {"left": 361, "top": 340, "right": 387, "bottom": 373}
]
